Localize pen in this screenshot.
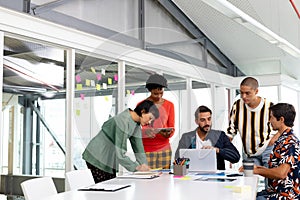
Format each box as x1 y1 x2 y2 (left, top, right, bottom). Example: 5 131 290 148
180 159 185 165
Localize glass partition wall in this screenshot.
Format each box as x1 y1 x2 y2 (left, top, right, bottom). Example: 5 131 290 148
72 53 118 170
0 35 195 178
2 35 300 181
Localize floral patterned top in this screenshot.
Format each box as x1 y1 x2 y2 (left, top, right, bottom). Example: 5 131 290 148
267 129 300 200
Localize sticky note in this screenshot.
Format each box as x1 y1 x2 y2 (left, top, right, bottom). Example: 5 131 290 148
101 68 105 75
108 78 112 85
224 185 252 193
86 79 91 86
80 93 85 100
76 84 83 90
96 74 102 80
103 83 107 89
91 67 96 73
114 74 118 81
104 96 109 101
96 84 101 91
76 109 80 116
75 75 81 83
90 80 95 87
131 90 135 95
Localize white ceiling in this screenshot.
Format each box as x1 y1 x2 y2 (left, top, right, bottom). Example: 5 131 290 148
173 0 300 81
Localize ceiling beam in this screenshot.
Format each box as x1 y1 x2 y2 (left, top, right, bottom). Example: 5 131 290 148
156 0 240 76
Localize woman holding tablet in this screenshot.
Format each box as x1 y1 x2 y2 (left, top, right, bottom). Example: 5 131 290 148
139 73 175 169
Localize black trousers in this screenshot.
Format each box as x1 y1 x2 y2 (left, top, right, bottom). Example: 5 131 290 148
86 162 116 183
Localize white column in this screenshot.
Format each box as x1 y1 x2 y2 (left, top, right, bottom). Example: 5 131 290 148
277 85 282 102
117 60 126 175
210 83 216 128
186 78 192 131
65 49 75 190
0 31 4 187
117 61 126 113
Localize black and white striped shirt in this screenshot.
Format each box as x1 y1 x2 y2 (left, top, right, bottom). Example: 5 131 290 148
227 97 274 156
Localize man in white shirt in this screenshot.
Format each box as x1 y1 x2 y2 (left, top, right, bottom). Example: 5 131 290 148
175 105 240 170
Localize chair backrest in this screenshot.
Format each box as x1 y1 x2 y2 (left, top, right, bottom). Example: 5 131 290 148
21 177 57 200
65 169 95 190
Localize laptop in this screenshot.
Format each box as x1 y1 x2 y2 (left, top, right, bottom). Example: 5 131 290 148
179 149 217 173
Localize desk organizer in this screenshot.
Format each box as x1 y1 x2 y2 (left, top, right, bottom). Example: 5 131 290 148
173 165 187 176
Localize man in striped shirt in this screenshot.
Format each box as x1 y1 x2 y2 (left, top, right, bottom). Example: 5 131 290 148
227 77 274 187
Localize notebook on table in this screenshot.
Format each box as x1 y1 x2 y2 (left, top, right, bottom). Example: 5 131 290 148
179 149 217 173
78 183 131 192
117 171 162 179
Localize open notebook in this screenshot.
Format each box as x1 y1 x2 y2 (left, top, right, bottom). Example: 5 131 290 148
179 149 217 173
78 183 131 192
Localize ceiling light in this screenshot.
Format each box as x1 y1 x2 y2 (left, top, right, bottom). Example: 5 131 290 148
201 0 300 58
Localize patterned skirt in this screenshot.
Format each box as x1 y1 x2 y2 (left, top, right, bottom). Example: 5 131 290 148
145 149 172 169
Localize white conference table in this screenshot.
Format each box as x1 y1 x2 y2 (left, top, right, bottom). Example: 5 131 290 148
42 172 258 200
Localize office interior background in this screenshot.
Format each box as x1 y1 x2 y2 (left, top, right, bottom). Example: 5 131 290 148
1 0 300 197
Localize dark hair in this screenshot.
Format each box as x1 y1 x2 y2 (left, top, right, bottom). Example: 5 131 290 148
145 74 168 91
269 103 296 127
240 77 259 90
194 105 212 120
134 100 159 119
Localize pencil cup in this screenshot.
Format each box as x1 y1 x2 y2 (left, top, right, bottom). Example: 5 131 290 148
173 165 187 176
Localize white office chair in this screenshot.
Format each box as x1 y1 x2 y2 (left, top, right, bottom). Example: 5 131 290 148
65 169 95 190
20 177 57 200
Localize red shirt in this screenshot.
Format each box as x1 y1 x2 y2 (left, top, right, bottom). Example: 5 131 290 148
141 99 175 152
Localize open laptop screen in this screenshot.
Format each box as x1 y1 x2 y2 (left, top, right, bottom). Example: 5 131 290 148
179 149 217 172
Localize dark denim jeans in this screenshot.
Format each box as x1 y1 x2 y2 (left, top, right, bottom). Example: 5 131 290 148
243 145 273 190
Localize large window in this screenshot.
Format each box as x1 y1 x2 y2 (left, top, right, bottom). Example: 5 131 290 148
2 36 66 176
280 86 299 136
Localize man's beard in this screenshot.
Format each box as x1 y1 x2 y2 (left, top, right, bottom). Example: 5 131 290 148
199 125 210 133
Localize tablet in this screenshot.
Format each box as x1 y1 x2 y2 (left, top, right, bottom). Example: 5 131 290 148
194 177 236 182
155 127 174 132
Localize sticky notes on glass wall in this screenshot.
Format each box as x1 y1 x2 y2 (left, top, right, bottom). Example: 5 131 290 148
126 90 135 95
